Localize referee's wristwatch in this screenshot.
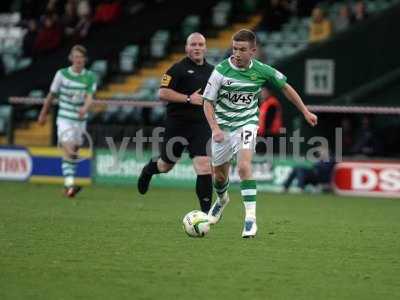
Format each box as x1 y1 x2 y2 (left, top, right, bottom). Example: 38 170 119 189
186 95 191 104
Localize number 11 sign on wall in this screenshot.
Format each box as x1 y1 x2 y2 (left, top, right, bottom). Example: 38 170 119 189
305 59 335 96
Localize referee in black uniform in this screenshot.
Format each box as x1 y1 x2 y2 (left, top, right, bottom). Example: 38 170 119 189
137 32 214 213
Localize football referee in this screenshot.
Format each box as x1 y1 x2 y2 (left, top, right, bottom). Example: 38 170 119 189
137 32 214 213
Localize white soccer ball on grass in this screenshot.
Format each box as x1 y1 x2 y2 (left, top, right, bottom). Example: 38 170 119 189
182 210 210 237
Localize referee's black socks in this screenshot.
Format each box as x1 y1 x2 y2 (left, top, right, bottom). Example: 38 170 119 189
144 159 161 175
196 174 213 213
143 160 212 213
138 158 161 195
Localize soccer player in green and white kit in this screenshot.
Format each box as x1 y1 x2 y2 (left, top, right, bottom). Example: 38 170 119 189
203 29 317 237
38 45 97 197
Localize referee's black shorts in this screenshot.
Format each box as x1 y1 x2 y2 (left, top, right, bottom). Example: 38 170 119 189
159 119 211 164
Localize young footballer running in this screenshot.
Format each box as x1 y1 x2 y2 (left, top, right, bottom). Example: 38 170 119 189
38 45 97 197
203 29 317 237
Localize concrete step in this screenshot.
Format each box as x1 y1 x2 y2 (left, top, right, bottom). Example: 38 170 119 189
14 134 51 146
0 135 7 145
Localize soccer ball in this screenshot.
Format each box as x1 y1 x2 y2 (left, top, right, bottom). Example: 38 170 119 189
182 210 210 238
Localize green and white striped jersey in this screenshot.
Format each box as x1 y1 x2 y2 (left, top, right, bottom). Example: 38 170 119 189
50 67 97 123
203 57 287 131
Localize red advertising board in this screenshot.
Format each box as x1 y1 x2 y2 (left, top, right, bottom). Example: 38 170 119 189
333 162 400 198
0 147 32 181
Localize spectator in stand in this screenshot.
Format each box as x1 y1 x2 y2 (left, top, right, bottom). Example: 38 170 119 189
340 116 354 155
23 19 38 57
62 0 79 39
334 4 352 32
352 0 368 22
62 0 90 42
45 0 63 17
33 13 63 55
283 147 336 192
260 0 291 32
77 0 91 18
74 0 92 40
256 87 282 153
93 0 122 24
258 88 282 137
350 115 382 156
309 6 332 43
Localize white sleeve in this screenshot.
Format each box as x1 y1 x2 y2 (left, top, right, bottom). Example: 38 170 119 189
203 69 223 102
50 71 63 94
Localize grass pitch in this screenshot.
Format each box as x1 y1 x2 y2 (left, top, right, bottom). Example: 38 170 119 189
0 182 399 300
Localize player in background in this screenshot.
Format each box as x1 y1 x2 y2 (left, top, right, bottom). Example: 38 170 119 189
203 29 317 237
38 45 97 197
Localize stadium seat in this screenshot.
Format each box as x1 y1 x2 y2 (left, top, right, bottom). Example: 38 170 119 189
263 44 285 65
150 30 170 58
206 48 225 66
0 27 6 39
282 18 300 33
284 31 303 44
131 107 144 123
182 15 200 39
119 45 139 73
29 90 44 98
255 31 268 46
9 13 21 26
269 32 283 43
131 88 155 101
0 13 21 26
8 27 25 39
296 28 309 40
14 57 32 72
299 17 311 28
91 60 108 75
281 45 298 57
149 105 166 123
0 105 11 135
241 0 258 14
23 108 39 121
0 25 28 73
117 105 136 123
142 77 159 90
102 105 122 123
91 59 108 86
2 53 17 74
0 118 5 134
212 1 232 27
366 1 378 13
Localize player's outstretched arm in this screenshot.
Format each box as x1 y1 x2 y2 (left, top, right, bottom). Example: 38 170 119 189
203 100 224 142
38 92 56 125
282 83 318 127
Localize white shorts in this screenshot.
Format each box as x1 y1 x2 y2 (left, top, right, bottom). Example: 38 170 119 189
57 119 86 146
211 124 258 166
